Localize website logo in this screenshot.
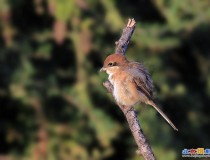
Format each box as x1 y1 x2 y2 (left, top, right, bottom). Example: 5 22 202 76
182 148 210 158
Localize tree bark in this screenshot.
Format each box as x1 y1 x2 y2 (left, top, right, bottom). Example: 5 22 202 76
103 19 155 160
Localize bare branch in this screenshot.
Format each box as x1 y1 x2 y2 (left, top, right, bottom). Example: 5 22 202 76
115 18 136 55
102 19 155 160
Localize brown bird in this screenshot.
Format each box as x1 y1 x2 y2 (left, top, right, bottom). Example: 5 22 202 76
100 53 178 131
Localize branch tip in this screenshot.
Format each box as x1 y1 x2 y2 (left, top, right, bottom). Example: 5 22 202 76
127 18 136 28
115 18 136 54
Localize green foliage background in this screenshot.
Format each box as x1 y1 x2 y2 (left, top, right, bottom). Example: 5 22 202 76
0 0 210 159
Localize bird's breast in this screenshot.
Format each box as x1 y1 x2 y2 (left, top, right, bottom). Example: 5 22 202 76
109 73 139 106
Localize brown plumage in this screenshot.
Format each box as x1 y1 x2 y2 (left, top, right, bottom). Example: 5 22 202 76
101 54 178 131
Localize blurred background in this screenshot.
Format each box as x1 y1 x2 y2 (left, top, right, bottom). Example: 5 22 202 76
0 0 210 160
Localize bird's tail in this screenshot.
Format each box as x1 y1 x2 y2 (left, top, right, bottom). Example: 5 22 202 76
147 100 178 131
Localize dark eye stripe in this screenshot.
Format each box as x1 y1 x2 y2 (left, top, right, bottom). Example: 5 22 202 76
108 62 117 67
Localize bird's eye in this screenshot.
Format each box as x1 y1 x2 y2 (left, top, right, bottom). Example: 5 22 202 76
108 62 113 66
108 62 117 67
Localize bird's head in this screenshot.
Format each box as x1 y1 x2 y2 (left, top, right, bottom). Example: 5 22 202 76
100 54 128 75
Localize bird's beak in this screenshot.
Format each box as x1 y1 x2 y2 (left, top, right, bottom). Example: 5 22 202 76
100 67 106 72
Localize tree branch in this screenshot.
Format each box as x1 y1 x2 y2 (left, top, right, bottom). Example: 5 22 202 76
115 18 136 55
103 19 155 160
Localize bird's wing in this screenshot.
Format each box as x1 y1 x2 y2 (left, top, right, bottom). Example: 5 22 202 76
125 62 153 100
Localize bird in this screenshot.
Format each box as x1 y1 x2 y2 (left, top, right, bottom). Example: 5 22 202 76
100 53 178 131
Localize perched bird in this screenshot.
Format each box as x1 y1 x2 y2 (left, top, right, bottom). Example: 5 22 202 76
100 53 178 131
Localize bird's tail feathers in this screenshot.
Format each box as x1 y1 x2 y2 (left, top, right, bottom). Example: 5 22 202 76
147 100 178 131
